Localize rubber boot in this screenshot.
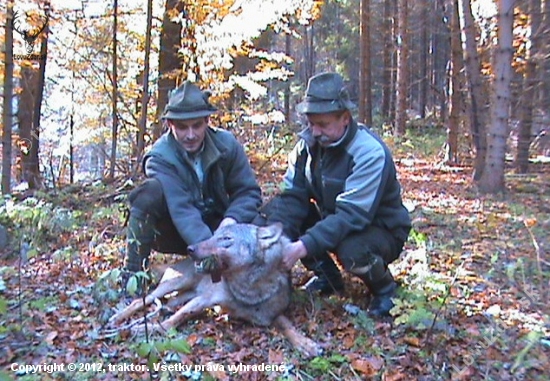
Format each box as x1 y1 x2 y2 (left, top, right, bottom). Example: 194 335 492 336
301 255 345 295
355 256 398 317
122 215 155 297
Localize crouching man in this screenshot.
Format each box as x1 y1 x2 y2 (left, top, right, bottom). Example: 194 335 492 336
264 72 411 317
122 80 261 292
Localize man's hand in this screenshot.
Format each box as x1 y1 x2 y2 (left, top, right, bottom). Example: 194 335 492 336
218 217 237 230
282 240 308 270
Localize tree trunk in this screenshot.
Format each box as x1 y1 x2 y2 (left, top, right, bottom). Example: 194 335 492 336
154 0 184 140
381 0 393 121
477 0 514 193
303 24 316 82
109 0 118 181
135 0 154 172
28 13 49 189
418 0 429 119
446 0 463 164
284 33 291 124
540 0 550 112
359 0 372 125
2 0 14 195
514 0 541 173
18 66 38 188
459 0 488 180
395 0 409 136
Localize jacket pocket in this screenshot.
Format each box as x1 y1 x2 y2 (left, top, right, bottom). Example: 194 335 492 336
321 176 345 213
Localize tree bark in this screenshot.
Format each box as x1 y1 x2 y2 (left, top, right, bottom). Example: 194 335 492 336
2 0 14 195
446 0 463 164
284 33 291 124
477 0 514 193
135 0 154 172
458 0 488 180
109 0 118 181
514 0 541 173
395 0 409 136
154 0 183 140
381 0 393 122
359 0 372 125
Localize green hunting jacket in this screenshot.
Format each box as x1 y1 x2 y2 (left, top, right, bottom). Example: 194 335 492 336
142 127 262 245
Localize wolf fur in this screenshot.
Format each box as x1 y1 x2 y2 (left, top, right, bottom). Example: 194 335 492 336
108 223 321 357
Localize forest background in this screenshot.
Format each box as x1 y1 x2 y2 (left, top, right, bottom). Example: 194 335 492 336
0 0 549 380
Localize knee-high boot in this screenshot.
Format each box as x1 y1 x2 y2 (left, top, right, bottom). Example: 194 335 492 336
353 255 398 317
122 214 155 295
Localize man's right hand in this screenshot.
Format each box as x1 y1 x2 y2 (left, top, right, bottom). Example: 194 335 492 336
282 240 308 271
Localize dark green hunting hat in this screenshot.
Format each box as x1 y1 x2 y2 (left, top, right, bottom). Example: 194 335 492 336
162 81 217 120
296 72 355 114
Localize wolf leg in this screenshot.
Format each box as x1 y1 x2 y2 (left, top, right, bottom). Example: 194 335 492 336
273 315 322 358
156 295 215 331
109 272 195 325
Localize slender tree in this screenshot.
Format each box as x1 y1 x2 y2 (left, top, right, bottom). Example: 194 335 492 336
459 0 488 180
2 0 15 194
154 0 184 140
284 33 292 123
381 0 393 121
445 0 463 164
135 0 154 170
541 0 550 112
477 0 514 193
514 0 542 173
359 0 372 125
395 0 409 135
109 0 118 180
418 0 429 118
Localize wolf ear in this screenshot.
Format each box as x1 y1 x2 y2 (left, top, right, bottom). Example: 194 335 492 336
257 223 283 249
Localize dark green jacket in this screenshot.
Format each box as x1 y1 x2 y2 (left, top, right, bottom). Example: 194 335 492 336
143 127 261 245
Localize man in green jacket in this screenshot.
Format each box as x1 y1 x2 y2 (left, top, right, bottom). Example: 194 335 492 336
263 72 411 317
123 81 262 290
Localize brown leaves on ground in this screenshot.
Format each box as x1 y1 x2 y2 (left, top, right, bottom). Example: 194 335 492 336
0 157 549 380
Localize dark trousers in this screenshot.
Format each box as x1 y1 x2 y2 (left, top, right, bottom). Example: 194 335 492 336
127 178 218 256
260 198 405 275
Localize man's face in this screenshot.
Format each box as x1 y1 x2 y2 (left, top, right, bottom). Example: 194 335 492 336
306 111 350 147
167 117 208 153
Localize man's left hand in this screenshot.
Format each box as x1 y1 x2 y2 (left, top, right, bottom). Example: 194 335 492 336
282 240 308 270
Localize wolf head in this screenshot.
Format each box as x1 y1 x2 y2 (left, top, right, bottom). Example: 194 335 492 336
187 223 286 281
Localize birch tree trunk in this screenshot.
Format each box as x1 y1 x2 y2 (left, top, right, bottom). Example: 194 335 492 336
477 0 514 193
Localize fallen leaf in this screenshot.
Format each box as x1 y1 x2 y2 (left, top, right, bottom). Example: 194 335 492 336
45 331 58 345
352 356 383 375
403 336 421 347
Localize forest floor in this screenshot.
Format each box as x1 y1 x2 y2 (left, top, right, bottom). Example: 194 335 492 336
0 128 549 380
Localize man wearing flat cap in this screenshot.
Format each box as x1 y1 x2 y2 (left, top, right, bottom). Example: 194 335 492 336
122 81 261 291
263 72 411 317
